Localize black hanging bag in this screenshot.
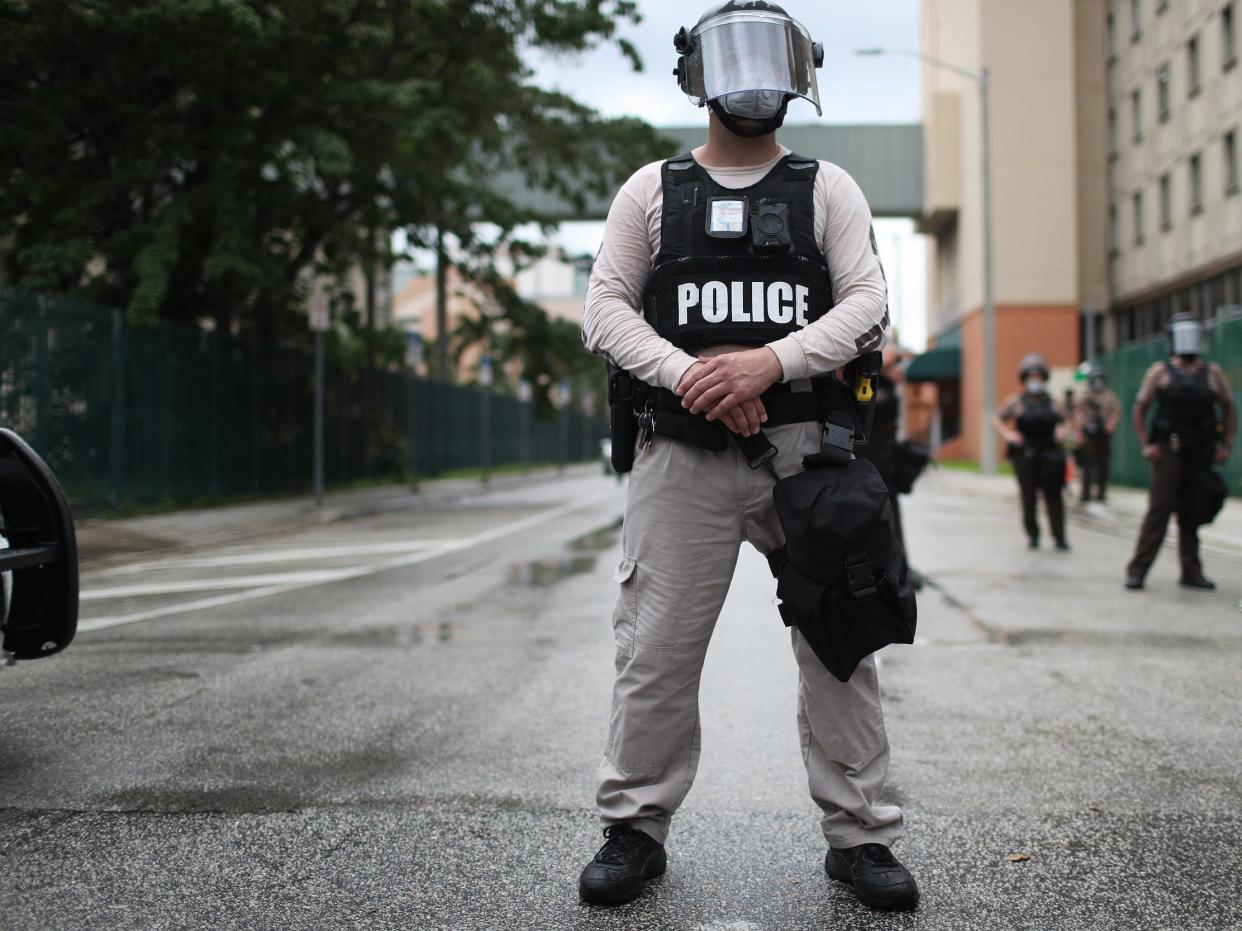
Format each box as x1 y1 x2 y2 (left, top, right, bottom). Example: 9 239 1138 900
764 367 917 683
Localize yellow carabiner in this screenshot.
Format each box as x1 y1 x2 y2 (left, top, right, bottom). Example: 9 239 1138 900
855 375 874 404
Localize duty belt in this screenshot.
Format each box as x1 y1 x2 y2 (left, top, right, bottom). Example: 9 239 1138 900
646 381 835 472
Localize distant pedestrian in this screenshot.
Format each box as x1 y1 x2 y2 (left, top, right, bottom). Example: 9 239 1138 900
1074 365 1120 502
1125 314 1235 591
993 353 1070 550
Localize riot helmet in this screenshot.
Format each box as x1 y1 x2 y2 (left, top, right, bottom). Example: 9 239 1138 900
1167 313 1205 357
1085 363 1107 390
1018 353 1050 394
1018 353 1050 381
674 2 824 137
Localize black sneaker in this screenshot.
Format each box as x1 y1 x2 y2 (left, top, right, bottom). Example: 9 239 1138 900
1055 539 1070 552
1179 574 1217 591
579 824 666 906
1124 574 1145 590
825 843 919 911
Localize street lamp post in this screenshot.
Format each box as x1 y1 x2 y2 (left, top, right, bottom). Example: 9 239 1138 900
856 48 998 474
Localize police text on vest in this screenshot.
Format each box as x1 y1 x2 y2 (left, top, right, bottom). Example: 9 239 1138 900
676 281 810 327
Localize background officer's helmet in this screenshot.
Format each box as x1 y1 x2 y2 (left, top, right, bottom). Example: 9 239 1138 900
1017 352 1051 381
1167 313 1206 357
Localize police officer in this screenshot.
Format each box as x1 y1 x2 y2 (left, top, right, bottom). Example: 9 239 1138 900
992 353 1070 550
1125 314 1235 590
578 1 917 912
1074 365 1120 502
859 345 910 558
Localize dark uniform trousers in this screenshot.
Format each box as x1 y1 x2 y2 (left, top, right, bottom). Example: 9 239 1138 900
860 439 906 561
1012 451 1066 544
1080 433 1111 500
1126 445 1207 578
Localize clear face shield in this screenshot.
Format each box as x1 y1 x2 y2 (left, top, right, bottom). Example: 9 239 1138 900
676 11 823 116
1169 318 1205 356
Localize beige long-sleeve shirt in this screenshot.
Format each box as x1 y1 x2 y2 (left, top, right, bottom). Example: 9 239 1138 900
581 145 890 392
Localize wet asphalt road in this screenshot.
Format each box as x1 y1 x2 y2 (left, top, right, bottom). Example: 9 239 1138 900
2 468 1241 930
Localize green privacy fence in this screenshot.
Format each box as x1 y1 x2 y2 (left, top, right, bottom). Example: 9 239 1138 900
1097 313 1242 494
0 289 605 513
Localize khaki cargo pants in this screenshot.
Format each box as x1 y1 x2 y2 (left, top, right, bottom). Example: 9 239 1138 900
597 419 903 849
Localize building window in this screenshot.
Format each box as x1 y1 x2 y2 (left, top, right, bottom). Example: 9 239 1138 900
1160 173 1173 229
1110 204 1120 253
1133 190 1145 244
1226 131 1240 194
1225 4 1238 69
1132 0 1142 39
1108 12 1117 59
1109 107 1119 156
1190 153 1204 213
1132 88 1143 142
1157 64 1170 121
1189 35 1202 95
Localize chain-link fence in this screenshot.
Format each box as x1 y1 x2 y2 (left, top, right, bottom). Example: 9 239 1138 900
1097 313 1242 494
0 289 606 513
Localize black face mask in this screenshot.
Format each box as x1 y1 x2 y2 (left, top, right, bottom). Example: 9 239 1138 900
708 96 789 138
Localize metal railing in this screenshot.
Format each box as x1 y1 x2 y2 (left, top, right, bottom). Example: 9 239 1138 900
0 289 605 512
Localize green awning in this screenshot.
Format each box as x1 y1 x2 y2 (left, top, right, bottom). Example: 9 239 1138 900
906 346 961 382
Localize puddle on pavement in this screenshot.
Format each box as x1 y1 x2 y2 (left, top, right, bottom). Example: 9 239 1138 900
999 628 1212 649
567 518 623 553
507 518 622 587
328 621 453 648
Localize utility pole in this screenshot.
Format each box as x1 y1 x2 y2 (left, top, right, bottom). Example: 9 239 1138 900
857 47 999 473
309 280 330 507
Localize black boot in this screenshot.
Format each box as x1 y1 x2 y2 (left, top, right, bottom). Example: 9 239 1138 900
579 824 666 906
1124 573 1145 590
1179 574 1216 590
825 843 919 911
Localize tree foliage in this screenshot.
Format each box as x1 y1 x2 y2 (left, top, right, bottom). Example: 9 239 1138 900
0 0 667 358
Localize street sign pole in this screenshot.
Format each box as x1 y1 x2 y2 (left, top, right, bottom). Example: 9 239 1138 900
479 355 493 485
309 281 330 507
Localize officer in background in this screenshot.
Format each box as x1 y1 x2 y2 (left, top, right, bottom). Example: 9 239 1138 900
992 353 1070 550
1125 314 1235 590
859 344 910 557
578 1 918 912
1074 365 1120 502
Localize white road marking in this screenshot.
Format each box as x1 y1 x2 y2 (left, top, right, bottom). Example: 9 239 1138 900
81 569 365 601
78 491 614 633
92 539 460 576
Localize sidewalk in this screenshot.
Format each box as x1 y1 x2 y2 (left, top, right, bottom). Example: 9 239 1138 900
927 465 1242 559
74 464 600 568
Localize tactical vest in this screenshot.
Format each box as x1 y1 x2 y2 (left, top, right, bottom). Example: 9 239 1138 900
1082 394 1104 428
642 152 834 352
1152 362 1218 448
1015 393 1060 445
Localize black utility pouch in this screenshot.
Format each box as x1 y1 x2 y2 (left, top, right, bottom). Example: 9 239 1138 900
607 365 641 474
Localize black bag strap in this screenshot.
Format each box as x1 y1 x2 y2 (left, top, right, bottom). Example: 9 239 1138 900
843 533 878 601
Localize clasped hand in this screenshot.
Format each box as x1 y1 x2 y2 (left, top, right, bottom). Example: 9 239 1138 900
675 347 784 437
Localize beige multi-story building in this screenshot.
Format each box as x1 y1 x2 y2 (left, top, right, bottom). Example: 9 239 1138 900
916 0 1241 462
919 0 1085 461
1104 0 1242 344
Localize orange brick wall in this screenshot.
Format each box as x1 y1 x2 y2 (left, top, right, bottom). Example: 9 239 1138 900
960 305 1081 462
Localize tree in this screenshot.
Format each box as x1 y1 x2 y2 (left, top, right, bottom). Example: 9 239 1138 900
0 0 667 350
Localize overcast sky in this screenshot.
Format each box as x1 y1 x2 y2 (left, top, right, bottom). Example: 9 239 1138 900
528 0 923 126
525 0 929 350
